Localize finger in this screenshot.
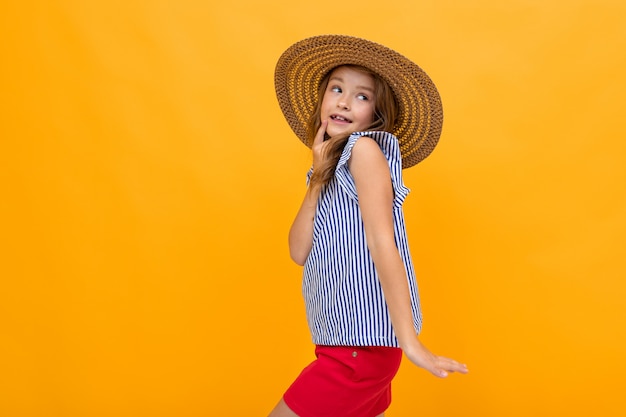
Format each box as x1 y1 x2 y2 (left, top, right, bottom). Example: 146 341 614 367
438 357 469 374
313 120 328 147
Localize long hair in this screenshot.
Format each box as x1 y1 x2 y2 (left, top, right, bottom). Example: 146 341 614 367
307 65 399 190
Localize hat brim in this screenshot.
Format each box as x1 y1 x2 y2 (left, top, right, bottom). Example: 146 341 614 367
274 34 443 168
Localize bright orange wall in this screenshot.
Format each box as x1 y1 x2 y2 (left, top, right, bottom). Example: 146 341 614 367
1 1 625 416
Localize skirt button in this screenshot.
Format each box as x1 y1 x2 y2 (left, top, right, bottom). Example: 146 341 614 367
352 351 358 358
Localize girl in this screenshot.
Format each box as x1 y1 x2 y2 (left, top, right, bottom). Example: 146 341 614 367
270 35 468 417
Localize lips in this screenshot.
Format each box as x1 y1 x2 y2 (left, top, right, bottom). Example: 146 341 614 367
330 114 352 123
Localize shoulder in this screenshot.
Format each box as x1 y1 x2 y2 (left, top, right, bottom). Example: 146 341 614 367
350 135 387 165
348 135 391 179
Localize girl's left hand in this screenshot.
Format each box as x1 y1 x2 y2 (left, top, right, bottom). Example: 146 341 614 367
403 338 469 378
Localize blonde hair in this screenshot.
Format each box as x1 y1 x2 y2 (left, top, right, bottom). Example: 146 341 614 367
307 65 398 189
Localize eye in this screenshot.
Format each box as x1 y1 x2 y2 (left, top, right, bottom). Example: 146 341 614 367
330 86 342 93
357 93 369 101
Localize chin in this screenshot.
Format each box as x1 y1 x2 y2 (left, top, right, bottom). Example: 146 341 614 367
327 128 352 137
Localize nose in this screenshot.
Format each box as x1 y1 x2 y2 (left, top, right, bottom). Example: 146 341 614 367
337 97 350 110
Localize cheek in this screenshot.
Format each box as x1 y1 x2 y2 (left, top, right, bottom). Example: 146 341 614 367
321 90 334 105
319 95 332 114
360 105 376 123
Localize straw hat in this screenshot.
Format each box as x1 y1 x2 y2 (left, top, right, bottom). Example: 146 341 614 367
274 34 443 168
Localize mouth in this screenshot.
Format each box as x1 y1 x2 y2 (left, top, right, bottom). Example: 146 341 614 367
330 114 352 123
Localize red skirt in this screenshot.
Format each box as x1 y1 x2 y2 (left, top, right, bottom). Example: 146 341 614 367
283 345 403 417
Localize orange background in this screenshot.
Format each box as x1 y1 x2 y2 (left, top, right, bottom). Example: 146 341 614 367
1 0 625 416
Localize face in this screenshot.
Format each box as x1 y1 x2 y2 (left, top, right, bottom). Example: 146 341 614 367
320 66 376 138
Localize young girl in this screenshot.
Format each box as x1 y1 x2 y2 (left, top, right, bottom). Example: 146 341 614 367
270 35 468 417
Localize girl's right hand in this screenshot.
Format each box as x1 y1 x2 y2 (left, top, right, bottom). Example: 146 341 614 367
311 120 328 170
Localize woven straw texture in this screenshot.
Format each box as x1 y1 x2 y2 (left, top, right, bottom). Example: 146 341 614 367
274 35 443 168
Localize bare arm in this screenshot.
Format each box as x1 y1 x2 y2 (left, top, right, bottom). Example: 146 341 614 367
288 121 328 266
288 186 320 265
349 137 468 378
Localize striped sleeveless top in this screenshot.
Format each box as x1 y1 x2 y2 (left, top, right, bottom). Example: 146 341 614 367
303 131 422 348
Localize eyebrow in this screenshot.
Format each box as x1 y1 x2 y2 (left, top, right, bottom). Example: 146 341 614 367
329 76 375 93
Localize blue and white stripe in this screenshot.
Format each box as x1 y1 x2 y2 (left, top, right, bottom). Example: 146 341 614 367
302 131 422 348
